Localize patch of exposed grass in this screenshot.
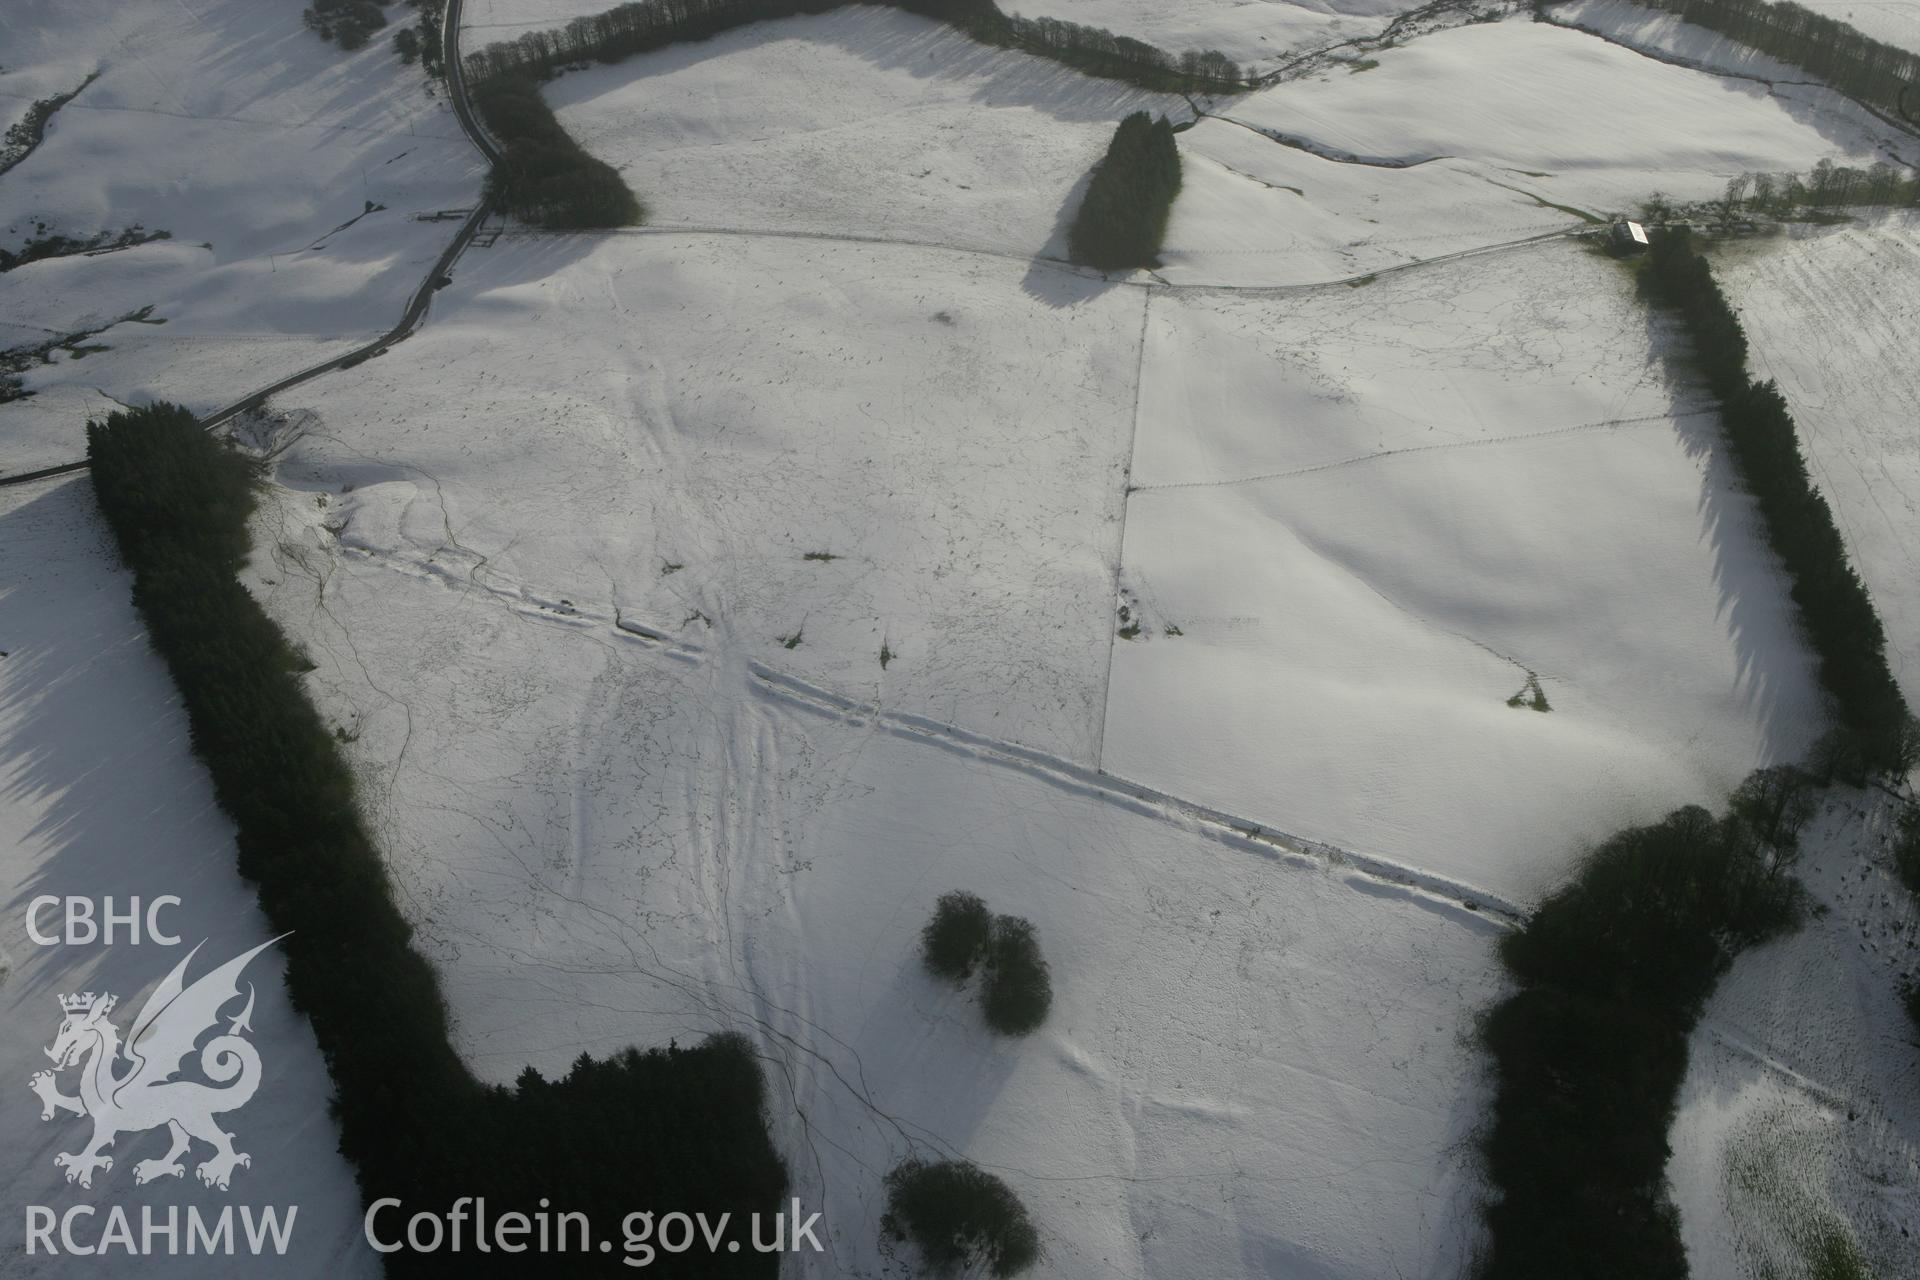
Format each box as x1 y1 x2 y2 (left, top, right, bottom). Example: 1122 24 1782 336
1506 672 1551 712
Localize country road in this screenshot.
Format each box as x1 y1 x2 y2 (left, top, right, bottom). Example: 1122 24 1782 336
0 0 500 488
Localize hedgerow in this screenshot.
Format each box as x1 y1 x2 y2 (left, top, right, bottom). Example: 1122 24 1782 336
1640 229 1916 775
87 404 784 1275
462 0 1244 96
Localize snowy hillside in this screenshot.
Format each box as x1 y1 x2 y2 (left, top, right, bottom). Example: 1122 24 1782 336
0 0 484 474
4 0 1918 1274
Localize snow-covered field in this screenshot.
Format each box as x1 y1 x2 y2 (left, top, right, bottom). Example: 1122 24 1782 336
9 0 1919 1271
1002 0 1425 71
1717 215 1920 708
545 6 1185 259
0 477 370 1276
0 0 484 474
247 465 1511 1278
539 8 1911 289
1106 239 1825 901
1670 791 1920 1280
256 231 1143 759
1161 118 1581 286
465 0 1432 74
1221 16 1916 214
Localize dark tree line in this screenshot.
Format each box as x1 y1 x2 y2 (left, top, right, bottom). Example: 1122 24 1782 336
1641 230 1916 776
0 73 97 179
1066 111 1181 271
86 404 785 1276
1625 0 1920 117
412 0 447 76
473 76 644 228
1477 797 1805 1279
1713 159 1920 219
460 0 1243 95
303 0 389 50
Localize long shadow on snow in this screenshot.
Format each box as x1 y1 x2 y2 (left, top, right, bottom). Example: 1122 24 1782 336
0 478 349 1196
1641 290 1823 764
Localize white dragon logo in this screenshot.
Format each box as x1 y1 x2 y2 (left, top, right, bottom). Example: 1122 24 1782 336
28 937 281 1191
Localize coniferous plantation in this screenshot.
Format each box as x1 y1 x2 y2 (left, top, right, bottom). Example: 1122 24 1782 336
85 404 785 1276
460 0 1244 95
1640 230 1917 775
472 76 644 229
1476 799 1805 1279
1066 112 1182 270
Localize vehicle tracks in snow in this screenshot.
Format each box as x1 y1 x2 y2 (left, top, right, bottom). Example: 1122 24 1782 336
301 525 1527 927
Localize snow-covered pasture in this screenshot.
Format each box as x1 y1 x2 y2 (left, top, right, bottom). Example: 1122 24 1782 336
1717 215 1920 708
534 8 1911 289
0 477 370 1276
1219 16 1916 214
256 230 1142 760
0 0 484 475
249 471 1512 1279
1670 792 1920 1280
1104 239 1828 902
999 0 1428 72
544 6 1186 258
1161 117 1583 286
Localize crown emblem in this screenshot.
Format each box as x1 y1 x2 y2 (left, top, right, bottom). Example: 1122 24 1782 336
58 992 114 1016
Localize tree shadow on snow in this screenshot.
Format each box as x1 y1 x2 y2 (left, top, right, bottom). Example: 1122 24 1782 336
1020 164 1134 308
1641 299 1823 765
